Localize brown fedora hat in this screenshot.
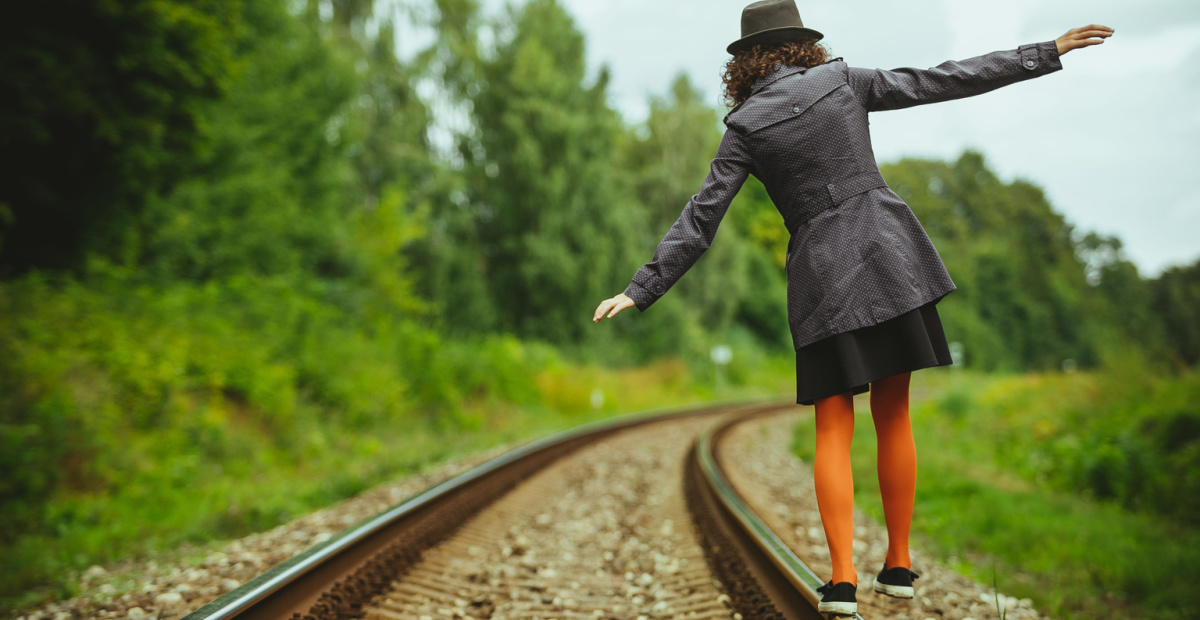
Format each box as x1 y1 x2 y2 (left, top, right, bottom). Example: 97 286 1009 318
727 0 823 55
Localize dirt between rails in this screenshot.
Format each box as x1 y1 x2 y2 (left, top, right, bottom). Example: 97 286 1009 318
718 409 1053 620
355 414 738 619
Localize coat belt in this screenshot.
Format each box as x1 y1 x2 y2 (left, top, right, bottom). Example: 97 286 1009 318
784 169 891 253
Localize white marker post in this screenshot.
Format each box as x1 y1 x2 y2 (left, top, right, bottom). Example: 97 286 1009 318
711 344 732 397
949 341 964 372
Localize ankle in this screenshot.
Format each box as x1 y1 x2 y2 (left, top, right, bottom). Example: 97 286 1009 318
885 554 910 570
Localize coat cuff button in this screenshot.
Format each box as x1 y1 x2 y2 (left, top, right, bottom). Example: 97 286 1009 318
792 106 800 113
1025 59 1035 67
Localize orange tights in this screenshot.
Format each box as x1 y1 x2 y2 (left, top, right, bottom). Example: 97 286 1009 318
812 371 916 587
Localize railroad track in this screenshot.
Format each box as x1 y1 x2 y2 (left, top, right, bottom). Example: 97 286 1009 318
182 397 868 620
686 407 865 620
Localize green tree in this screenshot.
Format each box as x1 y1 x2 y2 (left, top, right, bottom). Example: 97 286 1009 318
320 0 438 209
0 0 243 275
882 151 1103 371
455 0 638 346
133 0 359 281
1151 259 1200 368
398 0 501 338
1077 231 1171 368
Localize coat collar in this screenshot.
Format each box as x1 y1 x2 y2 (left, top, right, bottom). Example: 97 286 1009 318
726 58 841 124
750 61 808 96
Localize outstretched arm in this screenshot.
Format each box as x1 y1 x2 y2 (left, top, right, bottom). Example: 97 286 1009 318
593 125 754 322
846 26 1112 112
847 40 1062 112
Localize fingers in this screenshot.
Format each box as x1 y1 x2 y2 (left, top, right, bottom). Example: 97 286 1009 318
593 296 633 322
1070 24 1114 35
1063 25 1114 42
605 298 632 319
593 299 615 322
1058 25 1113 55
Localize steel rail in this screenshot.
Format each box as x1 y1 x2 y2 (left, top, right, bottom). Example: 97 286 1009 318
182 394 790 620
693 408 867 620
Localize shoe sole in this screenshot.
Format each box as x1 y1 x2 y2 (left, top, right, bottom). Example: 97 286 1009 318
873 580 914 598
817 601 857 616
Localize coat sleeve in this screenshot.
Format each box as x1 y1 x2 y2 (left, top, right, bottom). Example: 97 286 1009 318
846 40 1063 112
622 125 754 312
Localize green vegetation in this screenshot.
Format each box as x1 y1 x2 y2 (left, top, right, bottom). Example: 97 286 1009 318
791 365 1200 619
1 0 244 272
0 265 791 609
2 0 1196 615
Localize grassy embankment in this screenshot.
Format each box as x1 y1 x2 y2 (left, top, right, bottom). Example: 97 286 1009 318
0 272 795 613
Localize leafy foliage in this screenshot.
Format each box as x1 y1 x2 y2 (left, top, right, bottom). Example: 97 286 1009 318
880 150 1183 372
1151 260 1200 367
136 0 361 282
458 0 637 345
0 0 244 273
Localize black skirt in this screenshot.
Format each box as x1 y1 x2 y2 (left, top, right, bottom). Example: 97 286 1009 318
795 301 953 406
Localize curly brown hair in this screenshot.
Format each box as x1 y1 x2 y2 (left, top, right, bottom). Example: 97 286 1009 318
721 39 833 108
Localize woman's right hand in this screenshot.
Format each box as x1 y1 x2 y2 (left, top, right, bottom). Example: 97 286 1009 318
593 293 635 323
1056 24 1113 56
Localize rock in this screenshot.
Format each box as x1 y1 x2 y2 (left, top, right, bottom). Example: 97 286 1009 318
154 591 183 605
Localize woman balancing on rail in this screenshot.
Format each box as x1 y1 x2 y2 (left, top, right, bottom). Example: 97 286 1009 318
593 1 1112 616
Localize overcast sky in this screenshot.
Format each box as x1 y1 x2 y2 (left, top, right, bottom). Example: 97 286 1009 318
403 0 1200 278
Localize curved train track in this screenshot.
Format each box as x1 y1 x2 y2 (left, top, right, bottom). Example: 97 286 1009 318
182 397 865 620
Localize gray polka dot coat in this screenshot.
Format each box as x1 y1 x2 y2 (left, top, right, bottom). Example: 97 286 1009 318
622 40 1063 350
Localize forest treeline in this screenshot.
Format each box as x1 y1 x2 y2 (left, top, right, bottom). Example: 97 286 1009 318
2 0 1196 365
1 0 1197 608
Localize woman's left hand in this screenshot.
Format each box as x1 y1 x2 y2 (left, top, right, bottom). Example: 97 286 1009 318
593 293 635 323
1055 24 1113 56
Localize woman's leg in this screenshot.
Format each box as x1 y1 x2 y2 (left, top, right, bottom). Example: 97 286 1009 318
870 371 916 569
813 390 857 586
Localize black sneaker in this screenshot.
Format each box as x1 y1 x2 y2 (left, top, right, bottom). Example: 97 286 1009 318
816 580 857 617
872 562 920 599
